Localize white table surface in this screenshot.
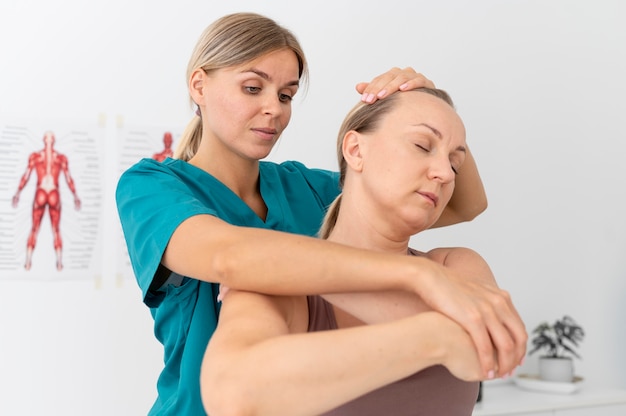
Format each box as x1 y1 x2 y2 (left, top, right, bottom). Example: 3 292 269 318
473 379 626 415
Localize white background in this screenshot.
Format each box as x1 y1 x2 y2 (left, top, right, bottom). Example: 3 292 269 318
0 0 624 414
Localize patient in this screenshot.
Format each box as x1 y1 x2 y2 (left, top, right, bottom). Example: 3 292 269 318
201 87 524 416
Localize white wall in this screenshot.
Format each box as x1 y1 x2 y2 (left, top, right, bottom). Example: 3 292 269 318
0 0 624 414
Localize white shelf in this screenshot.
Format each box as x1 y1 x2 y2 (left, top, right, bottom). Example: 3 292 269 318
473 380 626 416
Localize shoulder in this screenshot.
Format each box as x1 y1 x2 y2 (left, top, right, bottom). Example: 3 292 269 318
264 160 336 179
262 160 340 197
425 246 486 266
117 158 187 194
116 157 218 219
120 157 174 177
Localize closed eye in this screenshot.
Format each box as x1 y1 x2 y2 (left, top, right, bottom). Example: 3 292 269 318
415 144 430 152
450 148 466 176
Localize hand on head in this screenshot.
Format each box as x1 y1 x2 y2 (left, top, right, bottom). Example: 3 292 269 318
356 67 435 103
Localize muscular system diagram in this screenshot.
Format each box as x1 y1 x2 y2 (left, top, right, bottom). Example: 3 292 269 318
12 131 81 271
152 131 173 162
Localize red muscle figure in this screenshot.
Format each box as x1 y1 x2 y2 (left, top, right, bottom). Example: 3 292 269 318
152 131 173 162
12 131 81 271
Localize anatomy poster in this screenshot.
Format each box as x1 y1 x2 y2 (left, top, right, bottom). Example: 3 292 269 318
116 124 182 281
0 122 104 280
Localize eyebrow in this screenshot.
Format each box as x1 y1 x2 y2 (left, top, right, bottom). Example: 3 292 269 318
243 68 300 88
416 123 466 153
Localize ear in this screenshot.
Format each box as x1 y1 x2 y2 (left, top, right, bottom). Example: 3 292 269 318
342 130 365 173
189 69 207 106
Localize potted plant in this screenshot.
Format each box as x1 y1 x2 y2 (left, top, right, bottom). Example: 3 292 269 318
528 315 585 382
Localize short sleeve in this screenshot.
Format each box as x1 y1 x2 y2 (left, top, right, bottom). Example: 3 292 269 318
115 159 215 304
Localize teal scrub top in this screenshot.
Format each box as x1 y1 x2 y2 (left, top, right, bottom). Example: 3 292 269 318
116 157 340 415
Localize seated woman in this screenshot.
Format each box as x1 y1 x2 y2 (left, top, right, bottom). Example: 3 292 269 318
201 87 525 416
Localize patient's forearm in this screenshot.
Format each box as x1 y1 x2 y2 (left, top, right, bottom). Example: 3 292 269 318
322 290 431 324
203 313 456 416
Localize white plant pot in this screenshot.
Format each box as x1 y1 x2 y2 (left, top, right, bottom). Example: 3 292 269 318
539 357 574 382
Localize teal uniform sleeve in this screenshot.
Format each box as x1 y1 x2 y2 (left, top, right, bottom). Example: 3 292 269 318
116 159 215 305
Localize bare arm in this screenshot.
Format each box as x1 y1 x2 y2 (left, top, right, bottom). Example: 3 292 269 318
431 147 487 227
323 246 527 378
164 215 438 296
201 290 481 416
322 248 495 323
164 215 524 378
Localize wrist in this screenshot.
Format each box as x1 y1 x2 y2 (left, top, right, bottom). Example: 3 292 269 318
405 255 438 299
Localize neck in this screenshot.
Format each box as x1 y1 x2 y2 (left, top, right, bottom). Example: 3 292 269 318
190 145 259 192
327 205 411 256
189 146 266 220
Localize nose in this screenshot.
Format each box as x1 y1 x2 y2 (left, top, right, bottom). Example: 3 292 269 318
262 92 284 117
429 154 456 184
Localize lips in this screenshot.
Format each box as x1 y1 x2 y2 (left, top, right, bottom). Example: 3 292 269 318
252 127 278 140
418 191 439 206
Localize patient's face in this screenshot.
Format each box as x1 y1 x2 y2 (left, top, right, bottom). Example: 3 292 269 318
359 91 466 235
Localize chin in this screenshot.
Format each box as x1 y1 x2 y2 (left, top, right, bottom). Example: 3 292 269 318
405 221 430 235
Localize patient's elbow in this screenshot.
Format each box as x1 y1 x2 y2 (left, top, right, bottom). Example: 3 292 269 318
201 361 254 416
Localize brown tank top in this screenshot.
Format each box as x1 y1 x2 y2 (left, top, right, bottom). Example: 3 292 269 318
307 295 479 416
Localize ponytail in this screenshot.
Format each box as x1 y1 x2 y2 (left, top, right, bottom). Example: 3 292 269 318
318 194 342 240
174 115 203 161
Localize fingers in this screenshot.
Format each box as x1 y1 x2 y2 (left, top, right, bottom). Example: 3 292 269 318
467 289 527 379
355 67 435 104
492 292 528 377
461 310 498 379
487 290 527 378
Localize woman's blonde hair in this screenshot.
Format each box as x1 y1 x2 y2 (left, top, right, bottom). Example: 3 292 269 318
318 88 454 239
174 12 309 161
